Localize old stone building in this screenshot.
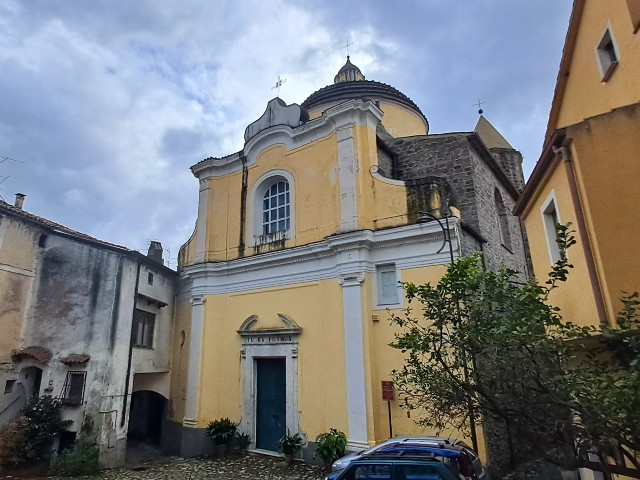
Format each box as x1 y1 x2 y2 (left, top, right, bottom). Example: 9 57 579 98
170 56 528 466
0 196 176 467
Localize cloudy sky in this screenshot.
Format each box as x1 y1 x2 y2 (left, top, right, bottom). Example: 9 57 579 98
0 0 573 268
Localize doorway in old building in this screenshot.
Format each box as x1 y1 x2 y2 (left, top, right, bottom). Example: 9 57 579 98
255 358 286 452
127 390 166 447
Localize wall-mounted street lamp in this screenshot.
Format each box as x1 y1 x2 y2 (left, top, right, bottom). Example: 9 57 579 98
418 211 455 265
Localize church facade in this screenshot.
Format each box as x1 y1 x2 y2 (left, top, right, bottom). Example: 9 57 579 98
169 58 528 462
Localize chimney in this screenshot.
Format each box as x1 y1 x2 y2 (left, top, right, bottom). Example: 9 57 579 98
147 241 164 264
14 193 25 209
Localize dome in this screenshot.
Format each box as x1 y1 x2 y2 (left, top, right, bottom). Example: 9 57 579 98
302 80 426 124
302 57 428 135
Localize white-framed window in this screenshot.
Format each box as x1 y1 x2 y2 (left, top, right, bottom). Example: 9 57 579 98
596 27 619 81
541 192 562 265
250 170 295 245
377 264 400 306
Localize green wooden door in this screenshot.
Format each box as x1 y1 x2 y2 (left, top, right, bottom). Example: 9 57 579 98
255 358 286 451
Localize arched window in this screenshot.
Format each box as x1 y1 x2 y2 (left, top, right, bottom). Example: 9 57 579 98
262 181 290 235
494 188 512 250
250 170 295 245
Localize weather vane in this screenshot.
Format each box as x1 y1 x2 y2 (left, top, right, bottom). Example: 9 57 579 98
271 76 287 98
475 99 486 115
343 39 353 57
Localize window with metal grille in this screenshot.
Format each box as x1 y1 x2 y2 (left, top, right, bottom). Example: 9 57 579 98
132 309 155 348
61 371 86 406
262 181 290 235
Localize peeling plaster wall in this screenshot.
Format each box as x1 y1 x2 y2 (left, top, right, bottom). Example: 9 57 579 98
23 234 138 466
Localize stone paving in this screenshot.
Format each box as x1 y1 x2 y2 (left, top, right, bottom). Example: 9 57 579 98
46 454 327 480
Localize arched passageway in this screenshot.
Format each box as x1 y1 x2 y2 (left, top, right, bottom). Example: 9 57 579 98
127 390 167 446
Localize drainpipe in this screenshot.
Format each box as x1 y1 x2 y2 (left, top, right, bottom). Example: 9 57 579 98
552 145 608 326
121 260 141 427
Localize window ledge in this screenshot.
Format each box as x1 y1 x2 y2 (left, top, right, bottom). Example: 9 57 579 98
374 302 403 311
601 60 618 82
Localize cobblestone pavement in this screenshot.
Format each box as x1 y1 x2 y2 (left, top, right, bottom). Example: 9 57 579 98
47 454 327 480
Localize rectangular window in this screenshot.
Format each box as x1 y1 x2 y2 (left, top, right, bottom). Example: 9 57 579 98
147 272 154 285
377 264 399 306
596 28 619 81
4 379 16 394
132 310 156 348
61 371 86 406
541 195 561 265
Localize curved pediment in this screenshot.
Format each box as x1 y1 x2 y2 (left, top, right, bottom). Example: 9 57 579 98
237 313 302 338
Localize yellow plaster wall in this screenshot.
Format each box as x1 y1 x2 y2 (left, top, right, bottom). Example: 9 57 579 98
566 104 640 321
555 0 640 130
202 136 341 263
353 124 411 231
196 279 349 437
168 300 192 423
0 216 38 364
521 158 600 327
0 216 38 270
184 122 413 266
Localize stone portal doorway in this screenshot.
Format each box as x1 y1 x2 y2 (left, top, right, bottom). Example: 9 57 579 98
255 358 286 451
237 313 302 453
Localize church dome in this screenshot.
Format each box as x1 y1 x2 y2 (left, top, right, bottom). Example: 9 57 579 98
302 57 428 135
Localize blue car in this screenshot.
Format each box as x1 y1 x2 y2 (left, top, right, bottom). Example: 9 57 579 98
329 438 486 480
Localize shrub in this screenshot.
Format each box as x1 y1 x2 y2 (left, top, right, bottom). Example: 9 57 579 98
277 430 304 454
51 444 99 476
205 417 237 446
313 429 347 466
235 431 252 450
7 396 71 466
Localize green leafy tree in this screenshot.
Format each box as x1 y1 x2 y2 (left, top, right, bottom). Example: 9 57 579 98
390 224 640 478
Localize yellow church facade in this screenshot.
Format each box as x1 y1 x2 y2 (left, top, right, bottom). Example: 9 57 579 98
515 0 640 328
170 59 527 462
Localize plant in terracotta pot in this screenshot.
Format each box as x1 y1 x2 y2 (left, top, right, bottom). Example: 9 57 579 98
205 417 237 457
235 431 252 456
313 428 347 471
277 430 304 464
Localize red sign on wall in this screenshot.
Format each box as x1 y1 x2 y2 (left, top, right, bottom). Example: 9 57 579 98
381 381 395 401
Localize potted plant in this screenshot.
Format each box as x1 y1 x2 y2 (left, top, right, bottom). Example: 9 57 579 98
235 431 251 456
205 418 237 457
313 428 347 471
277 430 304 464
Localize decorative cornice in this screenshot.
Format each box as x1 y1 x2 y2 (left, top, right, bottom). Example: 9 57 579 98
190 100 383 179
177 221 460 300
